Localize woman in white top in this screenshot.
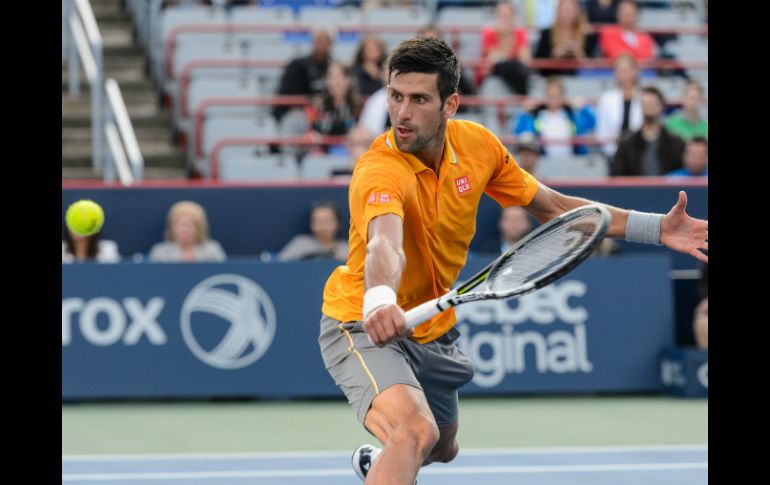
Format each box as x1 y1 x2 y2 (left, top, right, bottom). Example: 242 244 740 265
62 227 120 263
595 53 643 157
149 201 226 262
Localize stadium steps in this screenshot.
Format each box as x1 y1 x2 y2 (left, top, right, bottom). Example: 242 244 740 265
62 0 187 180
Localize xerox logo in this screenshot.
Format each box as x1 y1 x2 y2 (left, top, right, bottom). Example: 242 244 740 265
180 274 276 370
455 280 593 387
61 297 167 347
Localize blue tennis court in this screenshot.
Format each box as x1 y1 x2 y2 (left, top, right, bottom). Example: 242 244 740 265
62 445 707 484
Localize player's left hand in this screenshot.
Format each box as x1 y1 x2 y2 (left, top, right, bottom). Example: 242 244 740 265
660 191 708 263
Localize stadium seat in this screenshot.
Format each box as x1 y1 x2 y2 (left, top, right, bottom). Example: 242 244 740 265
300 153 352 180
297 6 364 29
203 116 279 158
219 151 300 181
537 153 609 179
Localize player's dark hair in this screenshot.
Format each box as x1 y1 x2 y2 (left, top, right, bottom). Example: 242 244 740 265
388 36 460 106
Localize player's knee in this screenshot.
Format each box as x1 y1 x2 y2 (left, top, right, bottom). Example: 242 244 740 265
388 416 440 458
430 439 459 463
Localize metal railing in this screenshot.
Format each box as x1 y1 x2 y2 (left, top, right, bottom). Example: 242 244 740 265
105 79 144 183
64 0 102 173
63 0 144 185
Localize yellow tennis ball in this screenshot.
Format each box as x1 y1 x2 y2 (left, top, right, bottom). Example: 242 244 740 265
65 200 105 236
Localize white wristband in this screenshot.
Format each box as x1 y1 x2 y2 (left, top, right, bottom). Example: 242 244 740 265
363 285 397 320
626 210 664 245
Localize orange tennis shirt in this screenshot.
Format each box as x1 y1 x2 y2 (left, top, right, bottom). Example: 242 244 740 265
322 119 539 343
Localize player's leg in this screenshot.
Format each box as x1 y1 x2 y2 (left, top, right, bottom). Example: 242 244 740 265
424 419 460 465
319 315 434 484
362 384 440 484
404 326 475 466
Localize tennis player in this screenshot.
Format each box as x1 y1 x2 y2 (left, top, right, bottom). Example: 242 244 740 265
318 37 707 485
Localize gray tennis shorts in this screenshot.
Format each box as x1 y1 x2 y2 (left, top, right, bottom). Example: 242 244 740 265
318 314 475 428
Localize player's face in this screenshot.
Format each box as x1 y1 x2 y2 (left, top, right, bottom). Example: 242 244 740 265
387 71 457 156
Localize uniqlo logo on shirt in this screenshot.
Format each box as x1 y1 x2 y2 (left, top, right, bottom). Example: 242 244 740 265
454 175 472 195
368 192 377 204
379 193 391 203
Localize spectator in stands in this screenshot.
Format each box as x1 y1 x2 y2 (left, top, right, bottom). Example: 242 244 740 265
417 24 478 109
611 86 684 175
358 67 391 136
666 136 708 177
595 53 642 157
481 206 534 254
62 227 120 263
693 262 707 350
598 0 655 62
534 0 598 76
272 25 336 122
309 62 363 153
149 201 226 262
328 125 377 177
352 36 388 97
278 201 349 261
664 80 708 141
514 132 542 176
513 76 596 156
585 0 621 24
476 1 532 94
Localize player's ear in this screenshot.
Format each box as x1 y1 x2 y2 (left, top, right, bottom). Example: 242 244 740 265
442 93 460 119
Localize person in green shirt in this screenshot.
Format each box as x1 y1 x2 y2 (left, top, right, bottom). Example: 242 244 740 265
664 80 708 141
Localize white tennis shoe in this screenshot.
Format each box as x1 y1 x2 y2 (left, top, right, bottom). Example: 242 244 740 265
351 443 381 481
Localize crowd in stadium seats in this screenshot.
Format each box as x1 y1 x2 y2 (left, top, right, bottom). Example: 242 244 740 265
150 0 707 181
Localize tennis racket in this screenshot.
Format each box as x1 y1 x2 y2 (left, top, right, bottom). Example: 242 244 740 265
404 204 611 329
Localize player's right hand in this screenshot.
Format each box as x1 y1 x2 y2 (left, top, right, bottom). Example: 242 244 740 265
363 304 413 347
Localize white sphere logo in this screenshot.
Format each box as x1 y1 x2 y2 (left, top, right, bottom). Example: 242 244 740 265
181 274 276 369
697 362 708 388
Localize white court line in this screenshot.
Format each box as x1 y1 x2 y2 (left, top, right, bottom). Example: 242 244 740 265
61 444 708 462
61 462 708 481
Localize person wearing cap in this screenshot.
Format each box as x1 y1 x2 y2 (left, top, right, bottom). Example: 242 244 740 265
514 132 542 176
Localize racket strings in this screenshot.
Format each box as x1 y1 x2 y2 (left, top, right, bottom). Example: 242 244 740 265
487 213 603 291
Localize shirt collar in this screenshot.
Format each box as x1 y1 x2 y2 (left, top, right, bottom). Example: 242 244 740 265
384 127 458 174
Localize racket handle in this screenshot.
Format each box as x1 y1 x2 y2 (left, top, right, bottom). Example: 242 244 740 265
404 298 446 329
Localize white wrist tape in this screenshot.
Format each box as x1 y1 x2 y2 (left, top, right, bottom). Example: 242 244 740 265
363 285 397 320
626 210 664 245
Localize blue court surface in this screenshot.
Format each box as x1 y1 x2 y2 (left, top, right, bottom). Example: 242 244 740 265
62 445 707 484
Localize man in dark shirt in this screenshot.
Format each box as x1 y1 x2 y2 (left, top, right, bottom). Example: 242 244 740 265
611 86 685 176
272 26 335 122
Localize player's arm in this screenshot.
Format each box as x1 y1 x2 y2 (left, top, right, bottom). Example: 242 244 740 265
363 213 412 346
524 183 708 262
